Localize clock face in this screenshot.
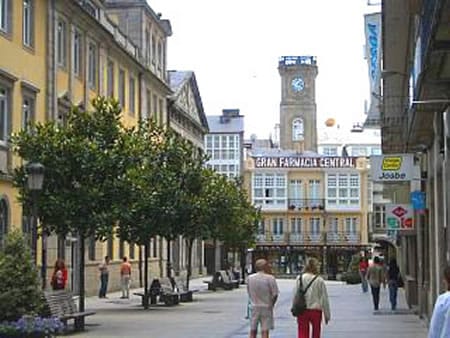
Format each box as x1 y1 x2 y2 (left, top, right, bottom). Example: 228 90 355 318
291 77 305 92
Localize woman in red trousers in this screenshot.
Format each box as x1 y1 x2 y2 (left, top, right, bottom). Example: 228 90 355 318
293 257 331 338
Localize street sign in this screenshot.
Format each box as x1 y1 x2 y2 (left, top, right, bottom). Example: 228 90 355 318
370 154 416 181
386 204 414 230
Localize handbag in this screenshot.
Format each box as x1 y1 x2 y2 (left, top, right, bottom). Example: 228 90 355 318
397 274 404 288
291 274 319 317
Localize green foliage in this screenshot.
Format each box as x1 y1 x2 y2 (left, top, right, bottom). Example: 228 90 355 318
0 231 44 321
342 254 362 284
11 97 128 239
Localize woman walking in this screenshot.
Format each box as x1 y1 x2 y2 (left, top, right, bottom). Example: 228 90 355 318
292 257 331 338
359 256 369 293
386 258 400 311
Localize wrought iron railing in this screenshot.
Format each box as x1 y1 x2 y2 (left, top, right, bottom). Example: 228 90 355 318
287 198 325 211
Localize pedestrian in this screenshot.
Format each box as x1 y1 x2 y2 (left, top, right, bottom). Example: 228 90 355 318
359 256 369 293
386 257 401 311
247 258 279 338
366 256 386 311
120 256 131 299
98 255 110 299
428 265 450 338
293 257 330 338
50 258 68 291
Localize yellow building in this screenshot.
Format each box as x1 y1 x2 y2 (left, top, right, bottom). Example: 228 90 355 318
0 0 48 245
243 152 370 277
0 0 184 295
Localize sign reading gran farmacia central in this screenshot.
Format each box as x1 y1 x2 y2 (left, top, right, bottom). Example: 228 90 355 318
254 156 357 169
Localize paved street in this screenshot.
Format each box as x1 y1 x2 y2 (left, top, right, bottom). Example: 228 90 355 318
71 278 429 338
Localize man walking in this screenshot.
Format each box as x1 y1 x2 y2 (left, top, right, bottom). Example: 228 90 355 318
366 256 386 311
247 259 279 338
120 256 131 299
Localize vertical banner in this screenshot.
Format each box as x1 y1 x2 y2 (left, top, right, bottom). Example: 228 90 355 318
364 13 382 126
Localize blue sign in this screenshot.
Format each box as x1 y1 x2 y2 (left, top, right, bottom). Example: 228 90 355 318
411 191 426 210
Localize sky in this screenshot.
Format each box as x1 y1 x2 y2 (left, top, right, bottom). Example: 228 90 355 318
148 0 380 139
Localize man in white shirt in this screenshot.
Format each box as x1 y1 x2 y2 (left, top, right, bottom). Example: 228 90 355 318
247 259 279 338
428 265 450 338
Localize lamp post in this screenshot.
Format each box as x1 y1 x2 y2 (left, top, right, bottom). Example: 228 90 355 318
26 162 45 286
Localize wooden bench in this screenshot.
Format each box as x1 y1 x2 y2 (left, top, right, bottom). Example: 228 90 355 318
174 277 200 302
44 290 96 331
222 270 240 289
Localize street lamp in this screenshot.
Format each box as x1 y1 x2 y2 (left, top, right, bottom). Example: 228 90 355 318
26 162 45 286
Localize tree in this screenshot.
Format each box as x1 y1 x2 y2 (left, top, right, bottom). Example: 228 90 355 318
0 231 44 321
12 97 130 328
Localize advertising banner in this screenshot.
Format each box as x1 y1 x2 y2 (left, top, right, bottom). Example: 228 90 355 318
386 204 414 230
364 13 382 127
370 154 415 181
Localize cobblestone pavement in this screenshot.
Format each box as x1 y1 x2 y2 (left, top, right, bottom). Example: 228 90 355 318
70 278 428 338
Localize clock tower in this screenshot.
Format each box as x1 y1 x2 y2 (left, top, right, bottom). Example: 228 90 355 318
278 56 318 152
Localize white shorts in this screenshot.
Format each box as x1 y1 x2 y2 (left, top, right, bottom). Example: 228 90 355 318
250 306 274 332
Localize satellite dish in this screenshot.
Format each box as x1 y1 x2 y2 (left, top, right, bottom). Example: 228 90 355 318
325 118 335 127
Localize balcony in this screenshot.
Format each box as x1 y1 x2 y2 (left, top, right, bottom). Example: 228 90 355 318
287 199 325 211
326 231 361 244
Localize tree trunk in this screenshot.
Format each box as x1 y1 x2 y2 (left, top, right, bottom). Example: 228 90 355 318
143 243 149 309
138 245 143 288
78 233 86 330
166 238 171 278
186 238 194 290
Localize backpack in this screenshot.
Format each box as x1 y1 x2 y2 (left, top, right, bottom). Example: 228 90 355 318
291 274 319 317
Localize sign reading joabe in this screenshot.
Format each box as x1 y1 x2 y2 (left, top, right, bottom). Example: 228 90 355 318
370 154 414 181
386 204 414 230
254 156 357 169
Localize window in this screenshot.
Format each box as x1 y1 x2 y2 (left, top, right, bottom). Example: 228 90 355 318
145 29 151 65
119 240 124 259
252 173 286 206
292 118 304 141
272 218 284 235
322 146 338 156
107 236 114 260
0 0 11 33
152 94 157 121
22 0 33 47
308 179 320 201
151 37 156 65
327 173 360 207
345 217 358 234
0 198 8 249
291 218 302 233
0 87 9 145
118 69 125 107
257 219 265 235
22 94 34 131
373 205 386 229
351 146 367 156
57 20 67 67
152 237 157 257
129 76 135 115
107 60 114 98
371 147 382 155
79 0 98 18
146 89 151 119
88 42 97 89
88 236 96 261
73 29 82 77
157 41 162 68
310 218 321 234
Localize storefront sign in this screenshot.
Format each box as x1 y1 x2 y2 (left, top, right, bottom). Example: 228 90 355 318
254 156 357 169
370 154 415 181
386 204 414 230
